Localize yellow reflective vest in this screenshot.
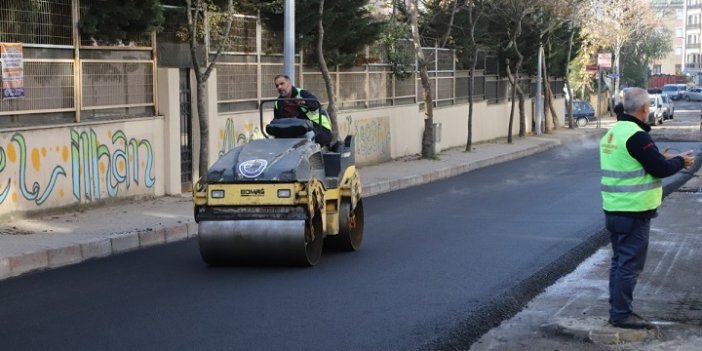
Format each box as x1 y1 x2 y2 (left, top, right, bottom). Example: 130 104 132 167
274 89 332 131
600 121 662 212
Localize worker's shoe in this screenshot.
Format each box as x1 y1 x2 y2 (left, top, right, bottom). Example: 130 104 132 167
609 312 655 329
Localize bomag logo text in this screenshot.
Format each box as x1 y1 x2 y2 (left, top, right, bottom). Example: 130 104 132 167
241 188 265 197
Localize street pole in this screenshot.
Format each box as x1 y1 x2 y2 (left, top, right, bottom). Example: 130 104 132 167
284 0 295 85
597 67 602 129
535 45 543 135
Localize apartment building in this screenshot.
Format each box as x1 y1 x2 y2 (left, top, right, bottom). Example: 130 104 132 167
651 0 685 75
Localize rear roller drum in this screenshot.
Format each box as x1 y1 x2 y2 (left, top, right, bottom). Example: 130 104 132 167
327 198 364 251
304 210 324 266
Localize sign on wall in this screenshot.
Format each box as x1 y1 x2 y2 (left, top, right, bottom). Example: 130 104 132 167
1 43 24 99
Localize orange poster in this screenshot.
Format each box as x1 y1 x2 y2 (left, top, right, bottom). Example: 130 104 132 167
1 42 24 99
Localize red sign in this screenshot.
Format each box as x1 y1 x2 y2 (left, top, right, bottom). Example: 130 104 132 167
586 64 598 73
597 53 612 68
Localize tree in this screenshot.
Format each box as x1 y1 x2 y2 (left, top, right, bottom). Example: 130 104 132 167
620 27 672 88
78 0 164 45
316 0 340 141
582 0 657 105
257 0 386 67
254 0 386 135
409 0 435 158
464 0 490 152
183 0 237 181
491 0 539 142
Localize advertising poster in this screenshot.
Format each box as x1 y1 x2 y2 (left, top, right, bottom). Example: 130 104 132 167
1 42 24 99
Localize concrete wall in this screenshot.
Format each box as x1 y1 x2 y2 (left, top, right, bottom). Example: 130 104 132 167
0 118 164 217
210 94 565 166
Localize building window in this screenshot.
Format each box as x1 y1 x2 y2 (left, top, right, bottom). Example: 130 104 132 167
677 10 684 20
676 47 683 55
676 28 683 37
653 65 662 74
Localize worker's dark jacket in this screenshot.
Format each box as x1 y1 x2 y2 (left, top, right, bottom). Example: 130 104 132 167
604 114 685 219
273 86 322 121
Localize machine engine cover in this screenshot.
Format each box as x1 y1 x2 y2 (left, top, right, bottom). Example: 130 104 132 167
206 138 325 183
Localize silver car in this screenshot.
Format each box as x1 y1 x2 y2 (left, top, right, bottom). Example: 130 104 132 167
659 94 674 120
683 87 702 101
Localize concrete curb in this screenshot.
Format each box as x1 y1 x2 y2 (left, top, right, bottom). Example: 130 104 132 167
544 317 659 345
363 140 560 198
0 222 198 280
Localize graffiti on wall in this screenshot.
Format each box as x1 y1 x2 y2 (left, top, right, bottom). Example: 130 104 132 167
340 115 391 164
218 119 263 157
70 129 155 201
0 128 155 207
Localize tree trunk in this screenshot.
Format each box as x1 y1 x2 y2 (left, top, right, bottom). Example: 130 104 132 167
317 0 339 141
506 60 516 144
440 0 460 48
465 3 479 152
410 0 435 158
516 83 526 137
564 22 575 129
542 48 559 132
187 0 235 183
196 80 209 180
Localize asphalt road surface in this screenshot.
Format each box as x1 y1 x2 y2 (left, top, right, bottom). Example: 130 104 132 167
1 138 699 351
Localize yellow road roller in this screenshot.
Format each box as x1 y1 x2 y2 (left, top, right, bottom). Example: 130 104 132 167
193 100 364 266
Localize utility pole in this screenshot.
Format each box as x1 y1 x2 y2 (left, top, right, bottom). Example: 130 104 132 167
284 0 295 84
597 67 602 129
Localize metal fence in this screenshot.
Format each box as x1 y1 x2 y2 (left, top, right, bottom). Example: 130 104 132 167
0 1 563 127
0 0 156 127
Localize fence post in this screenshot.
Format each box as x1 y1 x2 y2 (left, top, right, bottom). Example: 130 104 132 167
335 65 340 107
152 31 159 115
434 45 438 106
365 46 370 108
298 48 304 88
72 0 81 122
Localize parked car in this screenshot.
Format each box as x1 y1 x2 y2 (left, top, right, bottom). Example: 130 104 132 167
662 84 686 101
659 94 674 120
683 87 702 101
565 99 597 127
648 94 664 125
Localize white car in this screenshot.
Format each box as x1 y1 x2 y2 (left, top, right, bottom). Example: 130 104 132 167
648 95 664 125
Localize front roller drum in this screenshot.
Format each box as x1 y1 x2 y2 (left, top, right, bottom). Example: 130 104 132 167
198 215 324 266
326 198 364 251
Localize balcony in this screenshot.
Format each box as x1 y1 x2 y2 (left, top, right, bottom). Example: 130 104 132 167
686 43 701 50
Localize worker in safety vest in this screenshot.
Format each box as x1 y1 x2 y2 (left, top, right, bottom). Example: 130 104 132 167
273 74 333 147
600 87 695 329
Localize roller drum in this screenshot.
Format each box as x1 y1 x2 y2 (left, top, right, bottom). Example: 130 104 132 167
198 220 319 266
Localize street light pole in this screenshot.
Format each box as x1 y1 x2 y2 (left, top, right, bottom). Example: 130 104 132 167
284 0 295 85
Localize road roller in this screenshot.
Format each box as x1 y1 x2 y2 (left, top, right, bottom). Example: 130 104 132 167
193 99 364 266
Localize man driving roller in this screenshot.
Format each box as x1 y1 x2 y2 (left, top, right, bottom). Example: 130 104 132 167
273 74 333 147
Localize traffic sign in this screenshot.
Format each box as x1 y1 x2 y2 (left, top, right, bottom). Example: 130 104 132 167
607 73 619 78
598 53 612 68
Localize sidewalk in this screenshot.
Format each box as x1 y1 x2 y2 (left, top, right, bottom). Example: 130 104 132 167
0 127 603 280
470 148 702 349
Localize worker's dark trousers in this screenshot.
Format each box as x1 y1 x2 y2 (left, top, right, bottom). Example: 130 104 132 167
605 214 651 322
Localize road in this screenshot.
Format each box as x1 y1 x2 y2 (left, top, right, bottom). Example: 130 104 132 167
0 123 699 351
